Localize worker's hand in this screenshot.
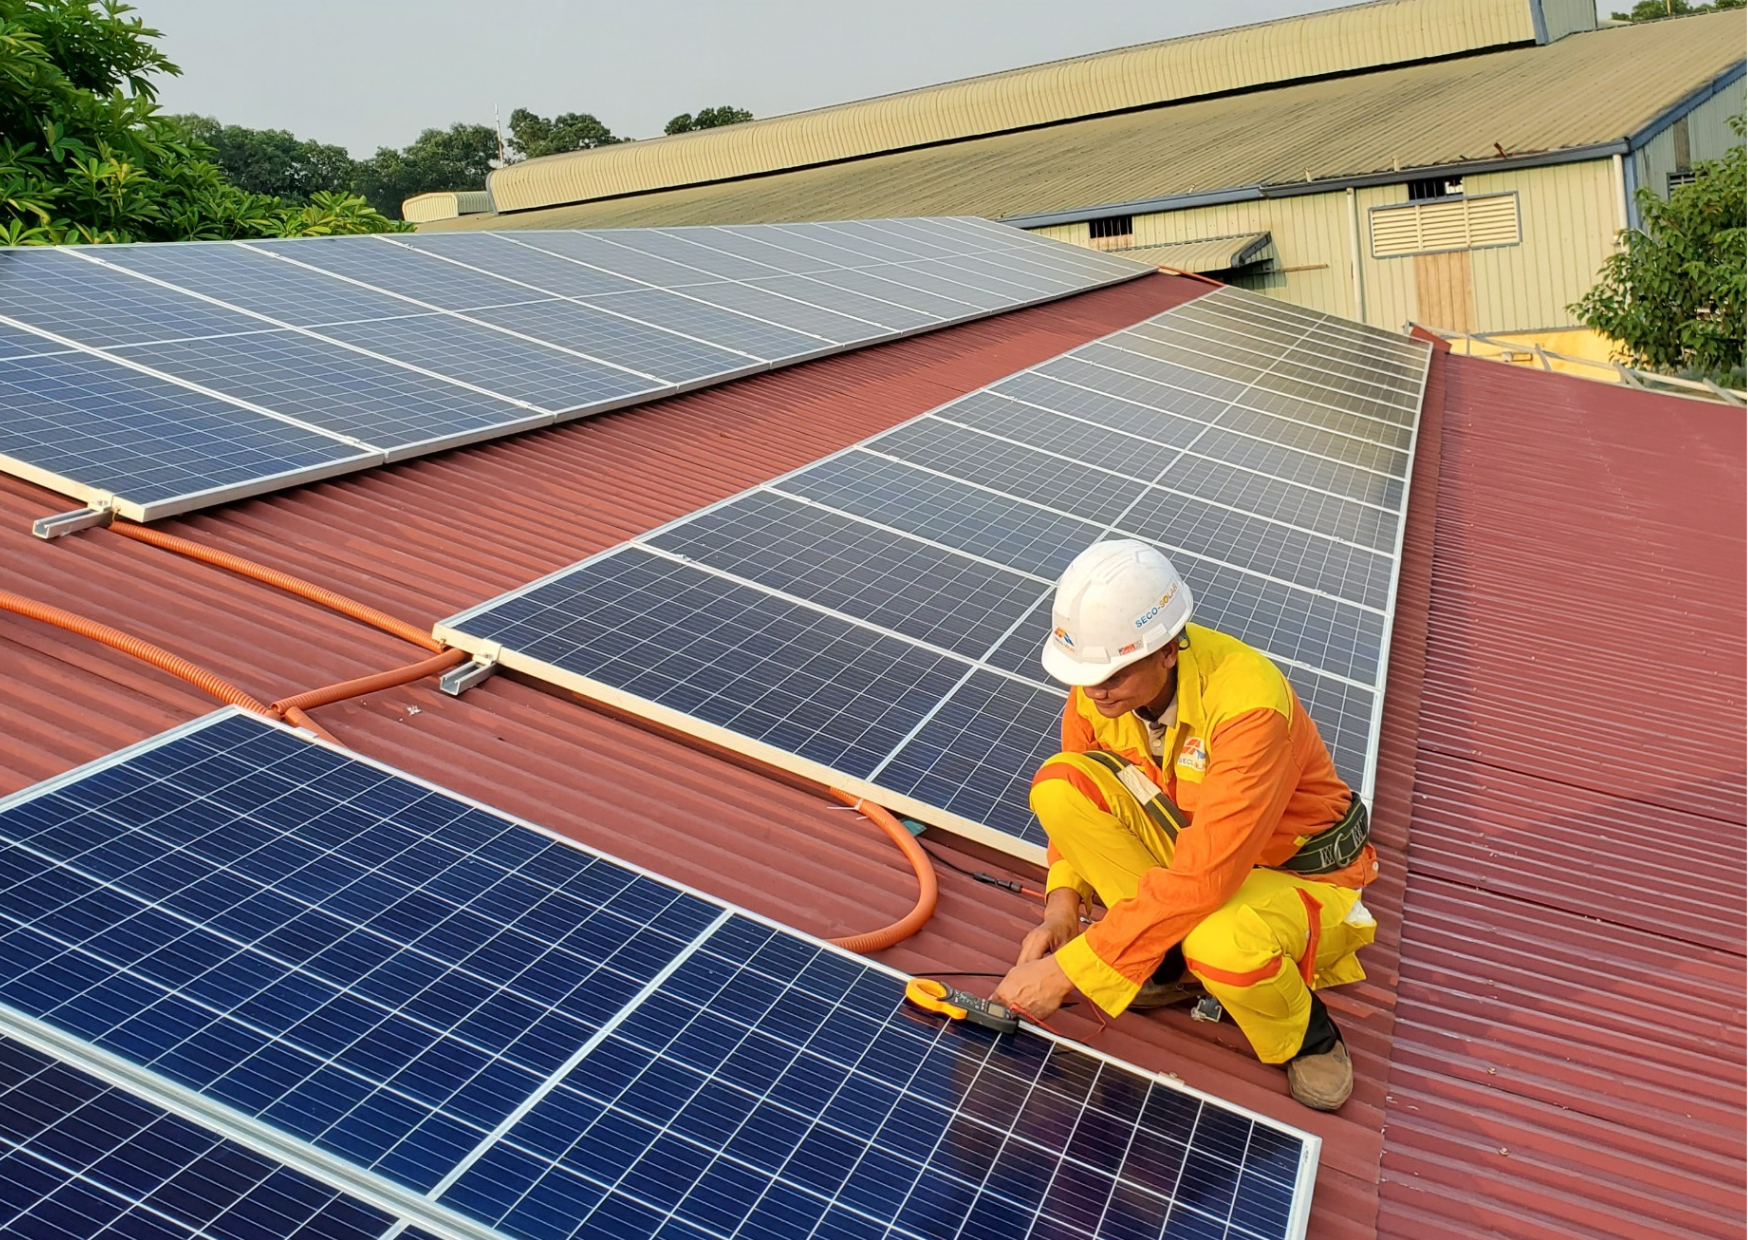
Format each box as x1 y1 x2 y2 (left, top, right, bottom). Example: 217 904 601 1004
1016 913 1079 964
1016 887 1083 964
993 955 1075 1023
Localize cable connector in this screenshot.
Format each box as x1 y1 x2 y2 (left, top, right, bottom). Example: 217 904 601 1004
974 872 1026 894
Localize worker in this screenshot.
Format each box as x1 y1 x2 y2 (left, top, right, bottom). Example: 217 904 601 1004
992 539 1378 1110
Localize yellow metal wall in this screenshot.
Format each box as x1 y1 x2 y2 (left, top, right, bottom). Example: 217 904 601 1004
1464 162 1618 331
489 0 1539 212
1034 160 1627 335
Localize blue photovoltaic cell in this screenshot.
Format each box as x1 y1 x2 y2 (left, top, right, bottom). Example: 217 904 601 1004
444 282 1425 844
465 300 757 385
0 1035 395 1240
0 711 720 1193
311 314 665 413
0 219 1144 521
111 330 538 450
747 274 941 331
869 419 1148 527
578 287 834 360
876 671 1067 846
0 249 269 348
0 351 371 510
93 242 424 329
454 546 969 778
0 710 1318 1240
249 237 544 313
775 451 1105 579
395 231 649 297
646 490 1047 660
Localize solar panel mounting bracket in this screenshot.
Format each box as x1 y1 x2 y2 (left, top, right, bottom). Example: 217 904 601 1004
439 650 500 696
31 500 115 541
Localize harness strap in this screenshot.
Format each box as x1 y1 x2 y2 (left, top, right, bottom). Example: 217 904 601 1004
1275 795 1371 875
1078 748 1369 875
1078 749 1186 842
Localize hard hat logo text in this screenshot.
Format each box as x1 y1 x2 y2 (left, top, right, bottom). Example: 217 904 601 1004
1132 586 1178 629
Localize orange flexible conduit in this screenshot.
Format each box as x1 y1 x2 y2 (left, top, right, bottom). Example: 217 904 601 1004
59 525 943 952
0 588 272 715
268 648 469 715
825 789 938 953
108 522 444 653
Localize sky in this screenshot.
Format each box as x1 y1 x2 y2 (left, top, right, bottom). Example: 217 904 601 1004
132 0 1441 157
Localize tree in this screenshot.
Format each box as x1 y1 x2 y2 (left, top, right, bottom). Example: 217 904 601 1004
1610 0 1740 20
352 122 498 217
167 114 355 204
663 105 753 136
1571 117 1745 383
0 0 404 243
506 108 620 160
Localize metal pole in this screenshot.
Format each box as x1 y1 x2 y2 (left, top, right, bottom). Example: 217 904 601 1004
1346 187 1367 324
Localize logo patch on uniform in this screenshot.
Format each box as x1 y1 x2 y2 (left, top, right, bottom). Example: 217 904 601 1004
1177 737 1208 773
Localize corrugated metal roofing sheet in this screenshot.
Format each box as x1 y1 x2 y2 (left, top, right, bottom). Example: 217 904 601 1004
1376 353 1747 1240
486 0 1540 212
430 15 1742 231
1113 233 1274 273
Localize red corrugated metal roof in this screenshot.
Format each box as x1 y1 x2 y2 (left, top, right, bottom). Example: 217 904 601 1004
1 268 1738 1240
1376 354 1747 1240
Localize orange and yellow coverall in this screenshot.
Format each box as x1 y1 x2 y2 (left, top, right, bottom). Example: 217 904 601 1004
1033 622 1379 1063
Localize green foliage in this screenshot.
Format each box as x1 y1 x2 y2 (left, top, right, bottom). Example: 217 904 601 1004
352 122 498 217
167 113 354 203
1571 116 1746 383
1610 0 1740 20
663 105 753 136
506 107 620 159
0 0 404 244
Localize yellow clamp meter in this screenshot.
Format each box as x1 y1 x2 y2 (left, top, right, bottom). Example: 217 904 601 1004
904 977 1020 1035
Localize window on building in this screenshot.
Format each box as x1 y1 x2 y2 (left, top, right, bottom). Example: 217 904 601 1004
1088 215 1134 240
1667 168 1699 192
1407 176 1464 201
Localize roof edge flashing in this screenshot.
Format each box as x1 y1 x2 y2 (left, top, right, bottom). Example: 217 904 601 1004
1001 142 1630 229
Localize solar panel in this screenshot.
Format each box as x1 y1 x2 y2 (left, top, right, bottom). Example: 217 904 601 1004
439 284 1429 857
0 219 1146 523
0 1033 398 1240
0 708 1321 1240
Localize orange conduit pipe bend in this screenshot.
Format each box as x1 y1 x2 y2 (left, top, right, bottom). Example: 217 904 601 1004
825 788 939 954
269 648 469 715
0 588 273 715
108 522 444 653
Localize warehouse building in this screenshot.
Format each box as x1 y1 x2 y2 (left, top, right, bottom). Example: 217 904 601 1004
423 0 1746 352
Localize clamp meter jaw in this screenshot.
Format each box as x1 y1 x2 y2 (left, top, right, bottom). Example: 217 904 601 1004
904 978 1021 1035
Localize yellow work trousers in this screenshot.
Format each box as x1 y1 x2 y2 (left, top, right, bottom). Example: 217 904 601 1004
1032 751 1376 1064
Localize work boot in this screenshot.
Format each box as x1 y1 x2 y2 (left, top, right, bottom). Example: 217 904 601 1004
1285 993 1352 1110
1286 1041 1353 1110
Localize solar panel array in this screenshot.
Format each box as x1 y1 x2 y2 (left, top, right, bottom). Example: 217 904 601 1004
0 708 1320 1240
0 218 1146 521
438 285 1429 855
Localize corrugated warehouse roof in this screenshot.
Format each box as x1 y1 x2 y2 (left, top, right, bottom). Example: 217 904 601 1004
428 14 1743 232
1376 353 1746 1240
485 0 1546 213
1 271 1741 1239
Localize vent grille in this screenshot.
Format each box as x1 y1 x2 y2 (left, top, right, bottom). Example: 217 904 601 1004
1370 194 1520 258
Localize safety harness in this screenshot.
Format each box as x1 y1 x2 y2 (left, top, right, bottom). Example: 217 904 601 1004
1076 748 1370 875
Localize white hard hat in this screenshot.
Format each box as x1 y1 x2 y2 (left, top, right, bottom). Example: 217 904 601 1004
1040 539 1193 687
